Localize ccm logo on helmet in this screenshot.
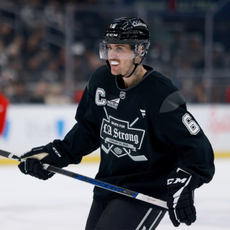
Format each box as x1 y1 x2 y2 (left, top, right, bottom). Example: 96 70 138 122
106 33 118 37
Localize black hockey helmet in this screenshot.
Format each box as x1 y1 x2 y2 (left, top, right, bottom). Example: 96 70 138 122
99 17 150 61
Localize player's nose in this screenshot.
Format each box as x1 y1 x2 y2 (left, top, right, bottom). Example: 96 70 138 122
108 49 118 59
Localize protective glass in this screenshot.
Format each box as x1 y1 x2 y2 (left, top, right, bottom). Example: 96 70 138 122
99 43 136 60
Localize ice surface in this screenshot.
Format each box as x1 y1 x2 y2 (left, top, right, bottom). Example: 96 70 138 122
0 158 229 230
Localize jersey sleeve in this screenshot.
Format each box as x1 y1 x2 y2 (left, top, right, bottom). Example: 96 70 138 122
52 81 101 165
156 91 215 186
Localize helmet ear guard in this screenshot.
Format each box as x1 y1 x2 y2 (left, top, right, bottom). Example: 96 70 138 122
136 44 145 57
134 42 150 60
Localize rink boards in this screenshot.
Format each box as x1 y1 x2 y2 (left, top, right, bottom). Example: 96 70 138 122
0 104 229 164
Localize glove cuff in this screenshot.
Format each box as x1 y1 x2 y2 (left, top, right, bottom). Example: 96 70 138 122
167 168 200 190
44 143 70 168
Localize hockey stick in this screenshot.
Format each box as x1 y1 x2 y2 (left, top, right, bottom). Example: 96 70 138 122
0 149 168 209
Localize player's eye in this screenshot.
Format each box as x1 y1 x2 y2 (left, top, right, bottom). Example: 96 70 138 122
115 47 123 52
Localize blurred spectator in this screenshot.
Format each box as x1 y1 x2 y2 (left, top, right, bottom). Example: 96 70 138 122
45 83 71 104
42 59 61 82
211 88 221 103
212 43 225 68
225 85 230 103
7 57 23 78
44 0 65 29
57 48 66 71
186 34 204 68
20 0 43 29
37 46 53 71
0 40 8 66
193 81 205 103
0 23 14 47
10 81 30 103
29 80 48 103
6 36 25 58
73 56 86 83
25 56 42 81
23 34 41 66
0 66 18 100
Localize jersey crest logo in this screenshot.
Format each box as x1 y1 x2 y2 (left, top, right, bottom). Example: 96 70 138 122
100 108 147 161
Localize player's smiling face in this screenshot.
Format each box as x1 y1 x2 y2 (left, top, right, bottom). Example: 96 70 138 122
108 44 135 78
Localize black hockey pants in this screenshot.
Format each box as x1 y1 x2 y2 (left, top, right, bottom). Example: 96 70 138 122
85 198 166 230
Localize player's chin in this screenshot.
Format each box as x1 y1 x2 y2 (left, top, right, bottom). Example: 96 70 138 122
110 69 118 76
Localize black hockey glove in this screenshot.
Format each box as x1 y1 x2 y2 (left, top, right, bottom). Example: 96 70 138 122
18 143 67 180
166 168 200 227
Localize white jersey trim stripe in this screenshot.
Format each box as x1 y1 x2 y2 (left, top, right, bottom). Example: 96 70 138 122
135 208 152 230
149 210 163 230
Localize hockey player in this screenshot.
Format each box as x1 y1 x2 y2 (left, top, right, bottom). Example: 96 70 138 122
18 17 215 229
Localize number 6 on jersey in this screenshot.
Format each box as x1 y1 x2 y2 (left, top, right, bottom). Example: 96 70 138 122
182 113 200 135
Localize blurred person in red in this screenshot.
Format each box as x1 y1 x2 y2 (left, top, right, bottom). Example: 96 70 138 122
0 77 9 135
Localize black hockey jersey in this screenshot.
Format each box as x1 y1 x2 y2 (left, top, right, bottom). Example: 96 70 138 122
54 65 215 208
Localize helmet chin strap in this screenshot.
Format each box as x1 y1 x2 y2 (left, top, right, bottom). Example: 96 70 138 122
124 62 139 78
124 54 144 78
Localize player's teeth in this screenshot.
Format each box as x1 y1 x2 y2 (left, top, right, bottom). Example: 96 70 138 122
111 61 119 65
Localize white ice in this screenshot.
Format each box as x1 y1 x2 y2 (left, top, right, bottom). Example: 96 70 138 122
0 158 229 230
